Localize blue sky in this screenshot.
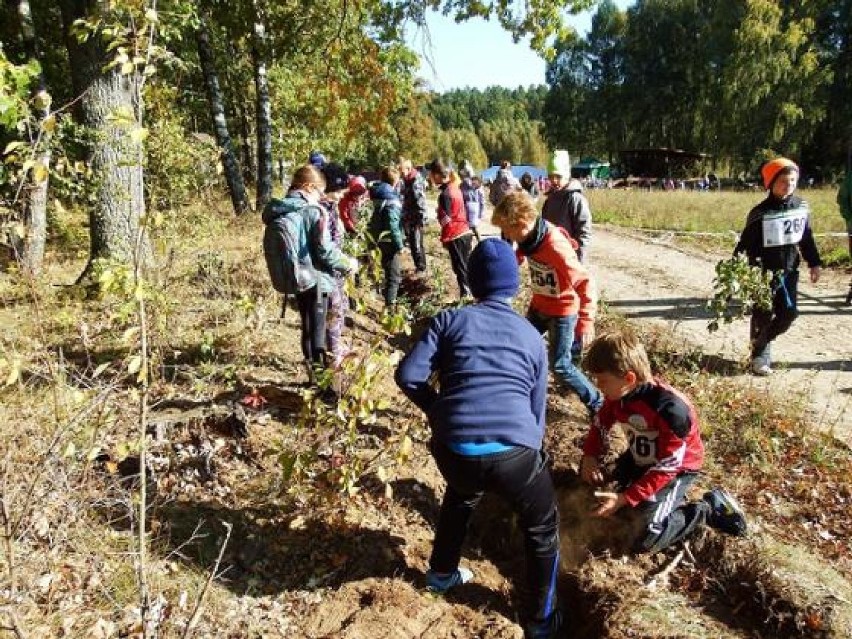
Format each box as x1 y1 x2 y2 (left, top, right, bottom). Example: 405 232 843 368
406 2 633 91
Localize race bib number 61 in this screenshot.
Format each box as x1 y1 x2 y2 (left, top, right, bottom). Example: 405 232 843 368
762 207 808 248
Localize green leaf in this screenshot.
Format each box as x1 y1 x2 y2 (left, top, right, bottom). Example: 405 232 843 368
3 141 25 155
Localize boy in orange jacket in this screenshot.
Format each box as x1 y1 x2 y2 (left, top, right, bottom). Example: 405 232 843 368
492 191 603 416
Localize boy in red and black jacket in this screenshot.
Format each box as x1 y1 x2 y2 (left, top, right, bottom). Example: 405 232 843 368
580 330 747 553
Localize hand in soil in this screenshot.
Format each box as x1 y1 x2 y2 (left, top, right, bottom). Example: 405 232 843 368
593 491 626 517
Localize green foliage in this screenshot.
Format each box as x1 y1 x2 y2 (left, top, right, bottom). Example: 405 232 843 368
144 84 219 211
275 339 409 501
706 254 773 333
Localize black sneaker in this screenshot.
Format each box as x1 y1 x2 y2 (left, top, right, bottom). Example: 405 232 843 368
703 488 747 536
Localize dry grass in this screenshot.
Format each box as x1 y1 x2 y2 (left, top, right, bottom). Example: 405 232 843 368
587 188 850 264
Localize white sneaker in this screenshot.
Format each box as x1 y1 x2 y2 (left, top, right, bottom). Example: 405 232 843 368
751 354 772 376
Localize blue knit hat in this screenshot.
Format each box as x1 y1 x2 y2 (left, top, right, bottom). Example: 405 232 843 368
309 151 327 168
469 238 519 300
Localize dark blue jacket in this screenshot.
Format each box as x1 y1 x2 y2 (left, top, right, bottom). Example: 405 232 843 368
368 181 404 251
395 299 548 450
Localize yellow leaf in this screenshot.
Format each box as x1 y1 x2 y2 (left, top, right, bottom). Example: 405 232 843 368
145 8 158 22
32 162 49 183
105 460 119 474
130 127 148 143
127 355 142 375
121 61 135 75
33 90 52 111
122 326 140 342
41 115 56 133
63 442 76 458
4 360 20 386
92 362 110 378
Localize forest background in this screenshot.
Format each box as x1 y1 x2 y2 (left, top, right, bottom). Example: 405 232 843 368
3 0 852 277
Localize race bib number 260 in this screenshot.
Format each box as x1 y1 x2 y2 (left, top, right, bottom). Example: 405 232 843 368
762 207 808 248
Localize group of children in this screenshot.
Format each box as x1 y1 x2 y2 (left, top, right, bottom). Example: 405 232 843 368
265 151 820 638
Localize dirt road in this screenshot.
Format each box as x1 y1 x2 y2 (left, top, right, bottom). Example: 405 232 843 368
587 227 852 443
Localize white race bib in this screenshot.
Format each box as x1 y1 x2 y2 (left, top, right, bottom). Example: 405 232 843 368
620 416 659 465
762 206 808 248
529 260 560 296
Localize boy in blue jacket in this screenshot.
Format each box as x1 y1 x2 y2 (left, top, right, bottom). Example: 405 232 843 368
395 238 562 639
369 165 405 306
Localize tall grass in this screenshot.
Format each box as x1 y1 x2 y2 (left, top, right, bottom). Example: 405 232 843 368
587 188 849 264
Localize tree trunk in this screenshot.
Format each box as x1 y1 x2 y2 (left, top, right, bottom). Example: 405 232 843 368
14 0 49 276
252 19 272 211
58 0 151 279
196 17 249 215
238 100 256 184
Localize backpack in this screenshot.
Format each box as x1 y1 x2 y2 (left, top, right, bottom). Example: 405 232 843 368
262 199 312 295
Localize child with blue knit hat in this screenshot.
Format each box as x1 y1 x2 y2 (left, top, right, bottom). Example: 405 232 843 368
396 238 564 639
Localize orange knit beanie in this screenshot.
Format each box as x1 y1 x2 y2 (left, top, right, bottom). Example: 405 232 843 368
761 157 798 190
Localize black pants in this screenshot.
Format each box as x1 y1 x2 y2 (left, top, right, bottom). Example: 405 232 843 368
750 270 799 357
445 234 473 298
295 286 329 365
430 442 560 625
612 453 708 554
380 246 402 305
407 223 427 272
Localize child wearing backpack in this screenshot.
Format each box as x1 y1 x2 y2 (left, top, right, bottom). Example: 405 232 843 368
262 165 357 383
369 166 405 306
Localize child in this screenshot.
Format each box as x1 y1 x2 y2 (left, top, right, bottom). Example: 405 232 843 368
580 330 747 554
395 238 563 639
262 165 357 383
734 158 822 375
460 170 484 243
368 166 405 306
398 158 429 274
320 162 352 368
339 176 369 234
542 150 592 263
491 190 602 416
428 159 473 298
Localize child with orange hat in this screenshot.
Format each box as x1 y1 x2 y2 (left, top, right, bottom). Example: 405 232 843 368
733 157 822 376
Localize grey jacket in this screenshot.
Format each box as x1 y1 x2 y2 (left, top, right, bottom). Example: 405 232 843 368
541 179 591 262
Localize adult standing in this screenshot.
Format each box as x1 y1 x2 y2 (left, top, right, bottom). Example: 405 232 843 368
838 165 852 305
429 159 473 298
399 158 429 274
837 166 852 260
542 151 592 263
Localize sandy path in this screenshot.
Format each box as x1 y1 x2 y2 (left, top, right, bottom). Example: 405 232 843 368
586 226 852 443
477 214 851 443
